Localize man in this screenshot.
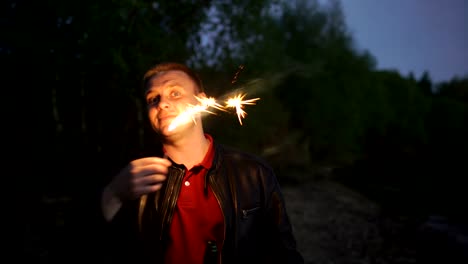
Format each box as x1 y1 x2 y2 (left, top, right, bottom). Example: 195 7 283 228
100 62 304 264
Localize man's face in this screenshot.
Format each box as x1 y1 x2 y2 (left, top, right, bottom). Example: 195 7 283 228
145 70 204 135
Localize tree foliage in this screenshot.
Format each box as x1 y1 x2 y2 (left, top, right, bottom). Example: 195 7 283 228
3 0 467 214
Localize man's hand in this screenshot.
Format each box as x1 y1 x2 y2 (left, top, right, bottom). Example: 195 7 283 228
101 157 171 221
109 157 171 201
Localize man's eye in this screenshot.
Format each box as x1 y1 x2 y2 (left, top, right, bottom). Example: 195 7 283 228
170 91 181 97
147 95 160 106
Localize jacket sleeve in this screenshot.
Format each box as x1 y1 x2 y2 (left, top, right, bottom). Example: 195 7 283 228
82 156 144 262
64 158 142 263
265 169 305 264
101 195 144 262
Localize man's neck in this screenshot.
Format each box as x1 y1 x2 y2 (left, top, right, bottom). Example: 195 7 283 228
162 129 210 170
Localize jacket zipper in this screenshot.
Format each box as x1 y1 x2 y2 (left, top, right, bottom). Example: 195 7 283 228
138 194 148 232
209 171 225 264
160 167 184 240
242 207 260 219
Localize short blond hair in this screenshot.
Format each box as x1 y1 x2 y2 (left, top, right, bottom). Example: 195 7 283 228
142 62 204 94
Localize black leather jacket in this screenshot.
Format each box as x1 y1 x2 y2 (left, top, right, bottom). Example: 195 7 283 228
109 143 304 264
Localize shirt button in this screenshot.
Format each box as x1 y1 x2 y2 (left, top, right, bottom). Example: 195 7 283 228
184 181 190 186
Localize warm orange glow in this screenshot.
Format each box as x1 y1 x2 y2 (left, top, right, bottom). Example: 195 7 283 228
167 93 260 131
225 93 260 125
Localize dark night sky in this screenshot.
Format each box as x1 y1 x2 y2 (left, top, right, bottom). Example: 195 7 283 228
340 0 467 83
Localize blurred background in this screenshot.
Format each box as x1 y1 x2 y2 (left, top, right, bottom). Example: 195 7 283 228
5 0 467 263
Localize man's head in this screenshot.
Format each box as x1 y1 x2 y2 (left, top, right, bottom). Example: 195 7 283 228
143 62 206 137
143 62 204 94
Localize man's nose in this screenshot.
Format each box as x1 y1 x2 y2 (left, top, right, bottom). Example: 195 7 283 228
157 96 170 109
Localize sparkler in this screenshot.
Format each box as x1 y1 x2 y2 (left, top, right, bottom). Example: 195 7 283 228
225 93 260 125
166 64 261 131
167 92 260 131
167 96 220 132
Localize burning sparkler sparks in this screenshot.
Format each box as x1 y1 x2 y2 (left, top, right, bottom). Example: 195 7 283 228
195 95 225 112
167 96 218 132
225 93 260 125
166 64 261 132
167 93 260 131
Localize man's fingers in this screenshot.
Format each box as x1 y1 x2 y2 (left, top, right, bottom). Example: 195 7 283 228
129 160 171 177
143 163 170 176
135 174 167 186
122 157 171 199
135 183 164 197
132 157 172 167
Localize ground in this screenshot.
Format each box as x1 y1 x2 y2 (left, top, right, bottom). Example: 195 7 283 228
282 179 468 264
23 178 468 263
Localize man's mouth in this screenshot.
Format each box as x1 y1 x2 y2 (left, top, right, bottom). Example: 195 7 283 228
158 115 176 123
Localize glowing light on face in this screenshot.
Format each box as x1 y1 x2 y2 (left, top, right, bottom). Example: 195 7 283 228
167 96 220 132
167 93 260 131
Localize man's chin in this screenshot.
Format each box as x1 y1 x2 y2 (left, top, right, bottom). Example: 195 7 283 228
156 126 174 136
154 119 175 132
159 123 195 138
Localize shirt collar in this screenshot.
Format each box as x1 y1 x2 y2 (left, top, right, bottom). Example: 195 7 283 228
162 133 215 170
198 133 215 170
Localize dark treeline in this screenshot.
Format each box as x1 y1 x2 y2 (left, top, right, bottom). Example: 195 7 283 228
4 0 467 262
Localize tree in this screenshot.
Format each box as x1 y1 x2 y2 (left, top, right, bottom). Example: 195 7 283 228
417 70 433 95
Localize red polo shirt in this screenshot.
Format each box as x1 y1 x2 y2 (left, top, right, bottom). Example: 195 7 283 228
164 134 224 264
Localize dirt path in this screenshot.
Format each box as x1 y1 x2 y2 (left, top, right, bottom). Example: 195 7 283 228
283 180 410 264
282 179 468 264
23 178 467 263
